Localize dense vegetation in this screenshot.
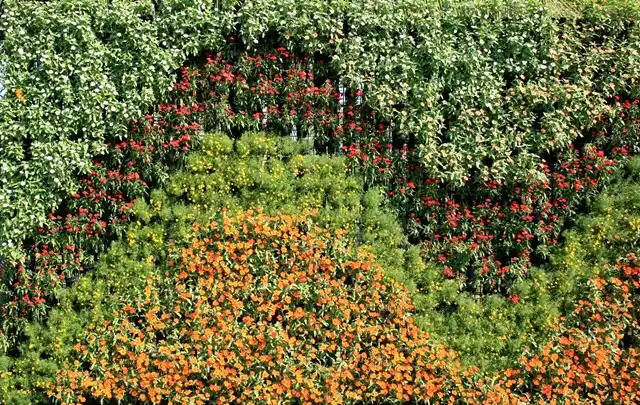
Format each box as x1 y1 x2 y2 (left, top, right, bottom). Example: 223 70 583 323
1 0 640 403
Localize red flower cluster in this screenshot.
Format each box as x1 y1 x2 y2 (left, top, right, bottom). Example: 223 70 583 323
341 93 636 295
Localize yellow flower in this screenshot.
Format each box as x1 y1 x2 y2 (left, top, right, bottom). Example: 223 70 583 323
128 233 136 247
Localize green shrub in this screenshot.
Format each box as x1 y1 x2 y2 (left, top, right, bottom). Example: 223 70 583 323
3 0 640 400
551 180 640 305
339 0 640 303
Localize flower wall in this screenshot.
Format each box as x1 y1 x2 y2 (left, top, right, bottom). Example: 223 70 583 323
1 0 640 403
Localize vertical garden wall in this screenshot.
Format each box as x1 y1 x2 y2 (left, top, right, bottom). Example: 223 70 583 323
1 0 640 403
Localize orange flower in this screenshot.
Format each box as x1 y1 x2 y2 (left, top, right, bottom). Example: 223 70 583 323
15 88 26 103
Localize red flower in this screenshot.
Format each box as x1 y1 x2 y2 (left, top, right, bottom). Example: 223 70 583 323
442 267 455 278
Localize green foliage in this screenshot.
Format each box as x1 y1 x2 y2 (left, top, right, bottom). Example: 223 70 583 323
3 0 640 251
0 0 342 256
336 0 640 309
0 308 89 404
1 0 175 249
164 132 415 279
410 265 562 370
161 132 357 228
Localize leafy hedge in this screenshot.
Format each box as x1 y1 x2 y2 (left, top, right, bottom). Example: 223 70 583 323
0 0 428 256
339 0 640 298
0 0 345 258
0 0 222 252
